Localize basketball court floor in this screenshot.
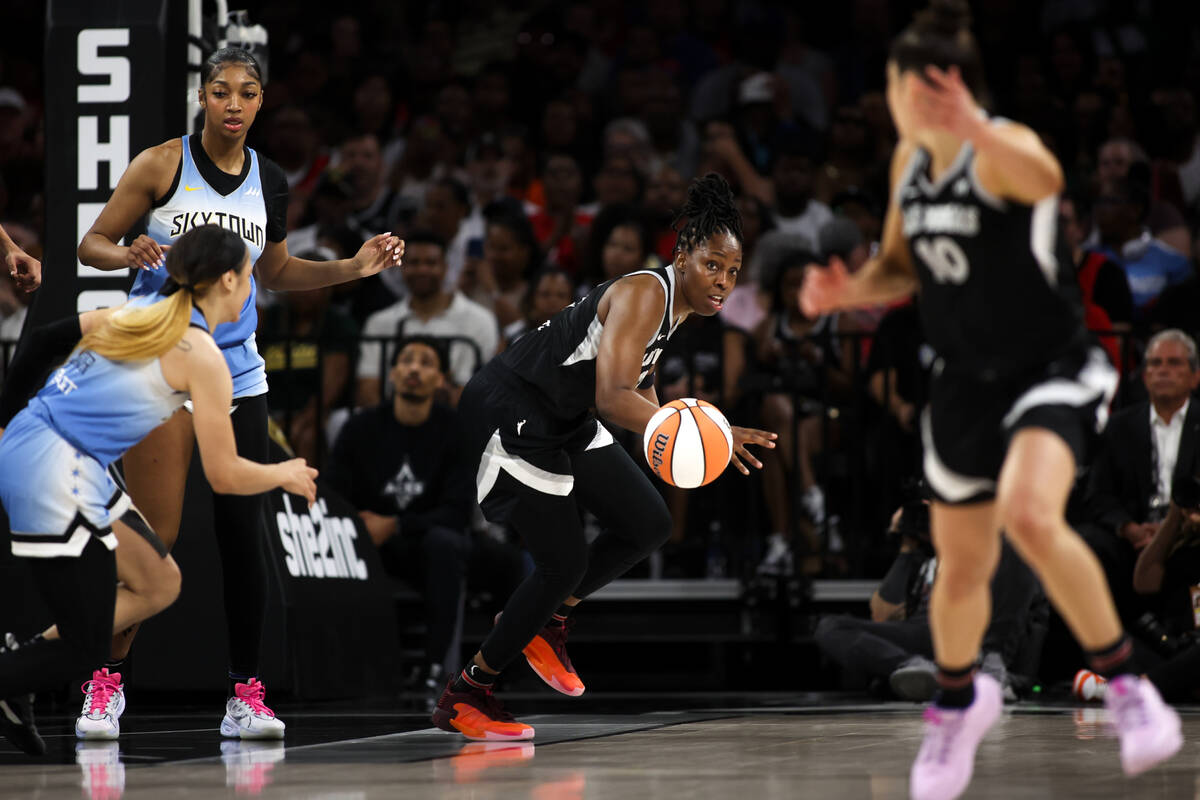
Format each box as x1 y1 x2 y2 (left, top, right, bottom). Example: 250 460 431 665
3 695 1198 799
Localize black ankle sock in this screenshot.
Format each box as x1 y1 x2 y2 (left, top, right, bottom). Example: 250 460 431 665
104 657 126 673
228 673 253 697
551 604 574 624
454 663 497 692
1086 634 1137 679
934 663 977 709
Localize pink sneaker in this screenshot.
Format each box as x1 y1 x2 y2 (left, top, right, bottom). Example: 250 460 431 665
910 674 1002 800
1104 675 1182 776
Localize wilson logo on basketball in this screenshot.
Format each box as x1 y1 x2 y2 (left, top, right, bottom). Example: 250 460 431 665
650 432 670 473
642 398 734 489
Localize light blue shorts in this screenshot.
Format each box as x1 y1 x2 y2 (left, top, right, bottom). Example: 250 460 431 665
0 412 128 557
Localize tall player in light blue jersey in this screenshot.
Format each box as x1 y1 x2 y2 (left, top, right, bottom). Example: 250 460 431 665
75 47 402 739
0 225 317 755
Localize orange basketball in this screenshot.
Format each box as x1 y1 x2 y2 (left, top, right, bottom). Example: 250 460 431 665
643 398 734 488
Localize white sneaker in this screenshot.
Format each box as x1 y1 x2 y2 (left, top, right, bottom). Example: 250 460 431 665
757 533 794 576
76 669 125 740
220 678 286 740
800 485 826 526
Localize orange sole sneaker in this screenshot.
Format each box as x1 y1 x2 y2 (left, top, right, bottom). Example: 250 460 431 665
523 634 585 697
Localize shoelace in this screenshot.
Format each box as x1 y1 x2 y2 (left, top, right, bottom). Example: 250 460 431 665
81 671 121 716
920 707 966 765
475 688 517 723
541 620 576 671
1109 682 1149 730
234 679 276 718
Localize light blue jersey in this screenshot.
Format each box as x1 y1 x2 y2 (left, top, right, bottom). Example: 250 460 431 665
135 135 267 397
0 295 190 556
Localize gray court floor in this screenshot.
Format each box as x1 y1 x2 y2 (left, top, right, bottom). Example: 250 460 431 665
4 704 1199 798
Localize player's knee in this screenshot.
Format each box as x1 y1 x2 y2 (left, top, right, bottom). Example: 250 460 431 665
998 488 1059 558
146 555 182 613
935 553 995 600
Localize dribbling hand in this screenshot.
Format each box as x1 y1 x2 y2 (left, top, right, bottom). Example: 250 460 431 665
799 256 849 318
729 426 777 476
353 232 405 277
126 235 169 270
279 458 319 505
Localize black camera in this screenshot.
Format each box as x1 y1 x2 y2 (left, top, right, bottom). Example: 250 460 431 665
1172 472 1200 512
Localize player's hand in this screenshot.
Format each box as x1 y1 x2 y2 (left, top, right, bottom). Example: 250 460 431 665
729 426 777 475
914 65 985 141
353 232 404 276
278 458 319 505
126 235 168 270
5 250 40 292
799 255 849 318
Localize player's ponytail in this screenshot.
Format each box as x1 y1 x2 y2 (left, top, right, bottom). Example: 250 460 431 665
889 0 989 106
671 172 743 255
77 226 247 362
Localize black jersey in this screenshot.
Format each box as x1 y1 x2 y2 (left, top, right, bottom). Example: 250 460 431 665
897 141 1087 378
497 265 682 421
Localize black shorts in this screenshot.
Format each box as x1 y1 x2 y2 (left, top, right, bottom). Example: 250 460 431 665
921 346 1117 505
459 363 615 523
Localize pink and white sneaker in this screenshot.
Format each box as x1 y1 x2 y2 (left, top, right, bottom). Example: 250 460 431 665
910 673 1003 800
75 669 125 740
220 678 286 740
1104 675 1182 776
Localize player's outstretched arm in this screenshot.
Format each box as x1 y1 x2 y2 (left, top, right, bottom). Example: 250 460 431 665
800 141 919 317
178 330 317 502
255 233 404 292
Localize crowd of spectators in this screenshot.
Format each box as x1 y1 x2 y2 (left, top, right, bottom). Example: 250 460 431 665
4 3 1200 623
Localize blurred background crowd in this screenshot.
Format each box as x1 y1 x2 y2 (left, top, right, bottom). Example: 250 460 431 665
2 0 1200 607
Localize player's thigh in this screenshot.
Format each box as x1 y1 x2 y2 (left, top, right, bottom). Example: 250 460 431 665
570 440 670 540
121 408 194 549
996 425 1077 535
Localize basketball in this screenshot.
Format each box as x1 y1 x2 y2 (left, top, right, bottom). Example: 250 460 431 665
643 398 734 488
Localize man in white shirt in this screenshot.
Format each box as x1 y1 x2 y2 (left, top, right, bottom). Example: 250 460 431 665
1084 329 1200 621
770 143 833 251
356 231 498 407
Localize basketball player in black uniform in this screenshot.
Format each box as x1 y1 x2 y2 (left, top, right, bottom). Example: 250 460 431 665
801 4 1181 799
432 174 776 740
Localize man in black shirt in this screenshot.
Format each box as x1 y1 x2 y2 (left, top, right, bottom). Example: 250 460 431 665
326 336 474 697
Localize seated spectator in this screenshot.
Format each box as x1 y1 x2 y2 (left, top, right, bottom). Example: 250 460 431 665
815 497 1037 702
645 162 689 265
752 251 855 575
259 246 360 465
529 152 594 276
1095 137 1191 256
357 231 498 407
1061 194 1132 367
417 177 479 290
1088 166 1192 317
588 155 643 213
578 206 657 296
501 267 575 349
327 337 473 704
461 201 543 329
1083 329 1200 627
341 132 408 238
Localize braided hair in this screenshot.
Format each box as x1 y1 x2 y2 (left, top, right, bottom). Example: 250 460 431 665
671 173 743 256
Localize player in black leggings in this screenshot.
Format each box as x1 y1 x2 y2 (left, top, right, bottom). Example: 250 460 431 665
432 173 776 740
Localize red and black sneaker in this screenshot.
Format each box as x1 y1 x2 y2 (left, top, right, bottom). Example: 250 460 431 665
523 619 585 697
431 679 534 741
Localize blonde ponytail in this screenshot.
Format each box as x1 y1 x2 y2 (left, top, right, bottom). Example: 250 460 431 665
76 289 196 362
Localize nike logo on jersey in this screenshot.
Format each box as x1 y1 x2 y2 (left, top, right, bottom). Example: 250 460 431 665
184 185 201 191
656 334 667 342
244 186 261 197
516 419 527 435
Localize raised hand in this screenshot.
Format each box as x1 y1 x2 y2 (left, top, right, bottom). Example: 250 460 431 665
913 65 984 141
353 232 405 277
729 426 777 476
799 255 850 318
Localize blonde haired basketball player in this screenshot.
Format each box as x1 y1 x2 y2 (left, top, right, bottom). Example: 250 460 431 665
0 225 316 755
800 2 1182 798
68 47 400 740
433 173 776 740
